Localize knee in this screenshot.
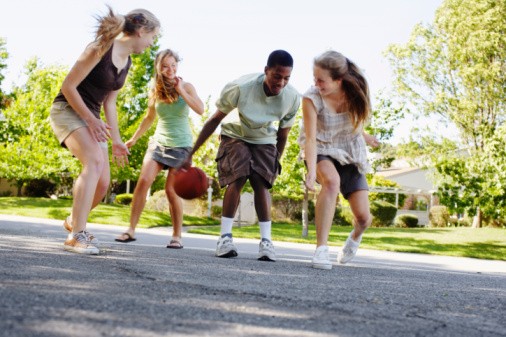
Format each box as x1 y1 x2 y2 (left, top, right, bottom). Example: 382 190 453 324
322 179 340 197
355 213 372 229
85 155 106 176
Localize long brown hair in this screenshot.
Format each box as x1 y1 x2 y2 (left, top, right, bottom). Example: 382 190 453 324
314 50 371 129
150 49 181 104
94 6 160 56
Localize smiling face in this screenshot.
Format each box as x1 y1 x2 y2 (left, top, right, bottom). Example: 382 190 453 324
313 66 340 97
263 65 292 96
160 55 178 79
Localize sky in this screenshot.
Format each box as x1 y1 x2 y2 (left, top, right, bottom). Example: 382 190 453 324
0 0 444 142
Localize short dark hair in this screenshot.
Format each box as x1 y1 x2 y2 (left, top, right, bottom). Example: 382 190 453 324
266 50 293 68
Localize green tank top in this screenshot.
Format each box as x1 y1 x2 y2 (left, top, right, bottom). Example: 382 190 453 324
153 96 192 147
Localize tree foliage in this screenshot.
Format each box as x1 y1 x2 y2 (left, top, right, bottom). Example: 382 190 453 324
385 0 506 224
0 58 80 193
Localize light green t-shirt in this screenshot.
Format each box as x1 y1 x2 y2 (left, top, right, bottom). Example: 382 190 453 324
216 73 300 144
152 96 192 147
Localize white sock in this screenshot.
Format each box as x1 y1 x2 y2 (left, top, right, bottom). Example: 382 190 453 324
220 217 234 236
259 221 272 241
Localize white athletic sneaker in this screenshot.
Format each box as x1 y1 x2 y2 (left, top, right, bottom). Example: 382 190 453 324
63 216 99 245
215 234 238 258
258 238 276 262
312 245 332 270
338 230 361 264
64 231 99 255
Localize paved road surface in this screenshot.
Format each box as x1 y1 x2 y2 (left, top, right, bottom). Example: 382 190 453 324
1 214 505 337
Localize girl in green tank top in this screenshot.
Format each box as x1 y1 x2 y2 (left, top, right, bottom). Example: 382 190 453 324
115 49 204 247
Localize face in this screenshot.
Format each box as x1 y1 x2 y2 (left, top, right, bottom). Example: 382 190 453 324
313 66 340 96
133 27 160 54
160 55 178 79
263 65 292 96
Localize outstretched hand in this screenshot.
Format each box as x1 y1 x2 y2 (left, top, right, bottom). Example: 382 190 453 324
112 142 130 168
363 133 380 148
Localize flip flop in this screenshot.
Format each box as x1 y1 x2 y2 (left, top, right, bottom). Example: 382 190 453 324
166 239 183 249
115 232 136 243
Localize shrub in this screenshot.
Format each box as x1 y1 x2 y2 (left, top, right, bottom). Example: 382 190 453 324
370 200 397 227
292 199 315 223
458 217 471 227
394 214 419 228
211 205 222 218
24 179 56 197
115 193 133 205
333 206 353 226
429 205 449 227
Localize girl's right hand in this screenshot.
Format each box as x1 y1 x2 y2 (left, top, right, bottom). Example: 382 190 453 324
305 172 316 191
88 118 111 143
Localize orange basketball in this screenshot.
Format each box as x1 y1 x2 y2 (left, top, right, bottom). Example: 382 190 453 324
173 166 209 200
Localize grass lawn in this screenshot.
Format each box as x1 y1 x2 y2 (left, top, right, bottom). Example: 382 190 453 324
0 197 219 228
1 197 504 261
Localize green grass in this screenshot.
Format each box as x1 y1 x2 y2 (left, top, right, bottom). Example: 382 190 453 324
0 197 219 228
1 197 504 260
189 223 506 261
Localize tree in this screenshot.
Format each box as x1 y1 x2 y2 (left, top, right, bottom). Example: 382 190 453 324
0 58 80 195
0 37 8 109
111 42 159 183
385 0 506 224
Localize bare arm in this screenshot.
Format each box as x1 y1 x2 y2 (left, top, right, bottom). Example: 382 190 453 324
175 78 205 115
302 97 318 191
125 99 157 148
276 127 291 157
103 89 129 167
61 43 110 143
181 110 227 168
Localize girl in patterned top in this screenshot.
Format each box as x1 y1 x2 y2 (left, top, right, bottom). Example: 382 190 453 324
49 6 160 255
114 49 204 247
300 50 379 270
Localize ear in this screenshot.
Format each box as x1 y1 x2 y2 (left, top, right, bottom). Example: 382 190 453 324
264 66 269 75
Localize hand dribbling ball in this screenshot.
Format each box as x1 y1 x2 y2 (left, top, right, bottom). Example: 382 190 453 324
174 166 209 200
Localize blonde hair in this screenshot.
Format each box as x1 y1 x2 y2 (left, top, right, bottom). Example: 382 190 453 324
314 50 371 129
94 6 160 56
150 49 181 104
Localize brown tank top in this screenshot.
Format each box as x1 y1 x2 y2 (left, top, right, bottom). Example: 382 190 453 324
54 44 132 118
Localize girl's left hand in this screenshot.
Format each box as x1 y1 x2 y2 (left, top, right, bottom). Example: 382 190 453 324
112 142 130 167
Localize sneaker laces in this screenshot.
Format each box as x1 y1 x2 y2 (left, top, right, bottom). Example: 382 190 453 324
74 231 89 244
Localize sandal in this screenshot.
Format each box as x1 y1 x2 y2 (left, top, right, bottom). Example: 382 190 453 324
115 232 136 243
166 238 183 249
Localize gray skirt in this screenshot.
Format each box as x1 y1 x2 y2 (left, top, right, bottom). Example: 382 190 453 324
145 139 191 170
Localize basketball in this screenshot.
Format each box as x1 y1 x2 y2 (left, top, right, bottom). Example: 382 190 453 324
173 166 209 200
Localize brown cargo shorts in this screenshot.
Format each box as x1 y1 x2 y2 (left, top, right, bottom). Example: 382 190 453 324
215 136 281 189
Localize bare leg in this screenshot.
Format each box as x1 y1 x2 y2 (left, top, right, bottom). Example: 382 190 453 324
64 128 106 233
249 172 271 222
221 177 248 218
166 167 183 239
314 160 340 247
122 158 163 238
347 190 372 240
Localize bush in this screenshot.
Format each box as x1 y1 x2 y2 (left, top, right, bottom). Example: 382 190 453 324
24 179 56 197
394 214 419 228
333 206 353 226
292 199 315 223
429 205 449 227
211 205 222 218
458 217 471 227
115 193 133 205
370 200 397 227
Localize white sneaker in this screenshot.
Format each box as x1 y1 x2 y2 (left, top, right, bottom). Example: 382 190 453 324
64 231 99 255
312 245 332 270
63 216 99 245
215 234 238 258
338 230 361 264
258 238 276 262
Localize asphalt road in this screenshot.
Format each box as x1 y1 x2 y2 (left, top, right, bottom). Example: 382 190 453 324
1 214 505 337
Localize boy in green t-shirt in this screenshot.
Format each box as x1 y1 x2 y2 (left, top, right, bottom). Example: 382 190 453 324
183 50 300 261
